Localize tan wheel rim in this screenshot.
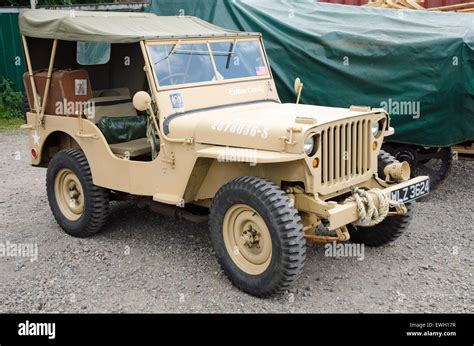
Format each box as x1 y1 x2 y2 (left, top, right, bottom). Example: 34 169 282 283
54 168 84 221
223 204 272 275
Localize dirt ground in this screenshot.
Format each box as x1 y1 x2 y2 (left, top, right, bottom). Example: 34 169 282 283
0 129 472 313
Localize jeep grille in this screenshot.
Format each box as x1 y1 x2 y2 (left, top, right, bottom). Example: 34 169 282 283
320 119 373 186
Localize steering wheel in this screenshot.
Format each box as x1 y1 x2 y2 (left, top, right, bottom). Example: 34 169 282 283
158 73 186 85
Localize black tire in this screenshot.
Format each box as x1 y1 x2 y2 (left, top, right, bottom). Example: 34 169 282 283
46 149 110 238
377 149 398 180
209 176 306 297
348 150 415 246
347 201 415 247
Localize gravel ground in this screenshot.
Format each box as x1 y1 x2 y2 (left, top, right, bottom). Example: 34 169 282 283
0 129 472 313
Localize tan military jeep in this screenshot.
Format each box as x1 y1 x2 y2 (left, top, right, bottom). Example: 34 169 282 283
20 10 429 296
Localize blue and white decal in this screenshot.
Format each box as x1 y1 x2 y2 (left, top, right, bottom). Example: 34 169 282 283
169 93 184 110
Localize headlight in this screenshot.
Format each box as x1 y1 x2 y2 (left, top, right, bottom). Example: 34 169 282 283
304 135 316 156
372 120 383 138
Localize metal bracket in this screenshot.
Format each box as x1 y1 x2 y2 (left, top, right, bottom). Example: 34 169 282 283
161 152 175 168
350 105 371 112
279 126 302 151
304 225 350 243
76 132 99 139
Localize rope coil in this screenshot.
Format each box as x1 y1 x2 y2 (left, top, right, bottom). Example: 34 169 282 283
344 187 407 227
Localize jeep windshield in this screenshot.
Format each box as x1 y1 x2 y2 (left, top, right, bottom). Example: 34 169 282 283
147 38 270 88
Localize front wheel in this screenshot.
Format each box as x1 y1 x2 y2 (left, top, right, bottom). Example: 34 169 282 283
348 150 415 246
209 176 306 297
46 149 110 237
347 201 415 247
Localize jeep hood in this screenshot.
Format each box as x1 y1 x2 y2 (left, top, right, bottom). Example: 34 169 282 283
166 101 382 153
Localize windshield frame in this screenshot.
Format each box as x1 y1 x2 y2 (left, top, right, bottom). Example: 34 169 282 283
145 36 272 91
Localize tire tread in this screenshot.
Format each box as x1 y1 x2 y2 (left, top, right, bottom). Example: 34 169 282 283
210 176 306 297
46 149 109 237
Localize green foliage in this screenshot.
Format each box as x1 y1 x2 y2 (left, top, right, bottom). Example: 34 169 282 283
0 117 24 131
0 77 23 119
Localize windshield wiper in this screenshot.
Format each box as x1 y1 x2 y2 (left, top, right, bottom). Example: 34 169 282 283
225 42 235 69
153 42 180 66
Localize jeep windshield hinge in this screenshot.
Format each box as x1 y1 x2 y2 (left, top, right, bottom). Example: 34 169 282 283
161 151 175 168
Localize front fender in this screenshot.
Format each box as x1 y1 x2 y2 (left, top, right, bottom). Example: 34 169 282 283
195 146 305 164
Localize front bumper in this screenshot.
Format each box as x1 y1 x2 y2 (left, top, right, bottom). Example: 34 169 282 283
294 175 429 230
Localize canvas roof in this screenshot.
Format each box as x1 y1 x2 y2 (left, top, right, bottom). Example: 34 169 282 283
19 9 258 43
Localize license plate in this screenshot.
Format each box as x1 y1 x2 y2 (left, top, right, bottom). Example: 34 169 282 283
390 178 430 203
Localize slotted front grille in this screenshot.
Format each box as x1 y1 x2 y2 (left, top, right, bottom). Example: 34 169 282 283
321 119 372 186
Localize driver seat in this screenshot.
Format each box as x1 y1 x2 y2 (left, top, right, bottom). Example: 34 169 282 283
87 92 152 158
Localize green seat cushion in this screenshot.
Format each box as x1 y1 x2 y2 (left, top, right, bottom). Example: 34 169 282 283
97 115 147 144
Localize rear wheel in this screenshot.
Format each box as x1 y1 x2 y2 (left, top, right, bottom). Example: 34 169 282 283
209 176 306 297
46 149 110 237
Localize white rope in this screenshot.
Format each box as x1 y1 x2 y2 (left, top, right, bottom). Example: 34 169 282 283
344 187 406 227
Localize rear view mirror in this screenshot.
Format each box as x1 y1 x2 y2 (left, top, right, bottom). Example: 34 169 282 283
294 78 303 104
133 91 151 111
294 78 302 94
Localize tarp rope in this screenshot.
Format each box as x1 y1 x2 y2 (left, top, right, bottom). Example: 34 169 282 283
344 187 407 227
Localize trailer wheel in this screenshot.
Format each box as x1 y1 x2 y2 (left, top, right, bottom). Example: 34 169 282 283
46 149 110 238
209 176 306 297
383 144 451 191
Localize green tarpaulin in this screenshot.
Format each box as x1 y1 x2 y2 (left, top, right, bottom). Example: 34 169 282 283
149 0 474 147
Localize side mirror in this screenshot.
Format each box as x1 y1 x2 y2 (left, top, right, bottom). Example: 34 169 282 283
294 78 303 104
133 91 152 111
294 78 302 94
